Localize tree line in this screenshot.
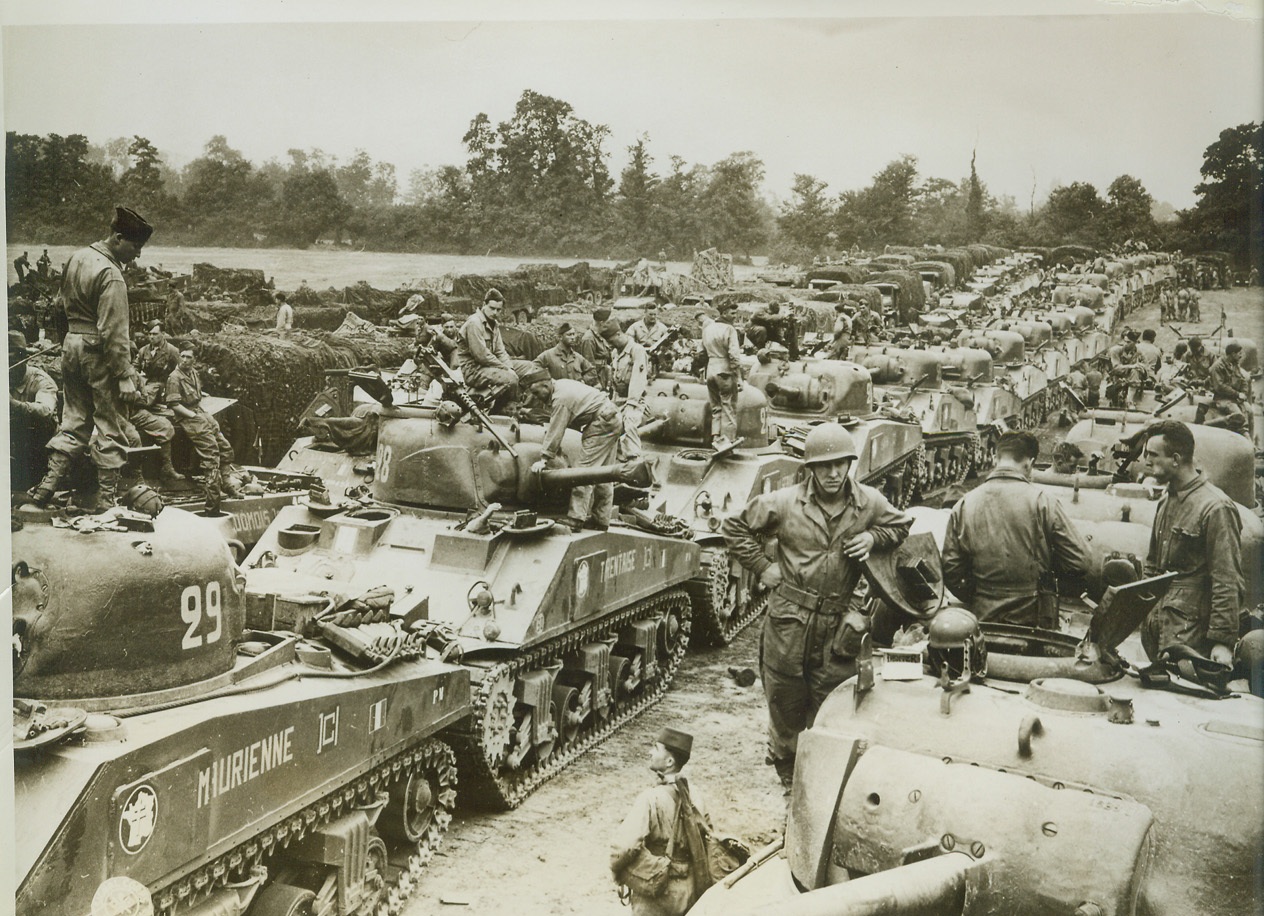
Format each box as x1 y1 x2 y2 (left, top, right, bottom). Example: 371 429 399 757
5 91 1260 270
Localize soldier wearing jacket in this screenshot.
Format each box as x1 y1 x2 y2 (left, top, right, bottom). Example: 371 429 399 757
941 431 1091 628
32 207 151 510
166 348 240 513
723 422 911 787
1140 420 1244 665
610 727 710 916
1207 341 1251 427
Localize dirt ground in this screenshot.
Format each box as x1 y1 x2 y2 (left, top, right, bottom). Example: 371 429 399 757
401 285 1264 916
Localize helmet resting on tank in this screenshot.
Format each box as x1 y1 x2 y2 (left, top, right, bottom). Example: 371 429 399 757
927 605 987 682
802 422 858 465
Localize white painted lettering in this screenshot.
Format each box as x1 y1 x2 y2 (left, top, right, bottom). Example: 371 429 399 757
196 725 298 809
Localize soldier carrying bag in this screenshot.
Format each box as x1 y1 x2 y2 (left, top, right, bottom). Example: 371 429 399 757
676 779 751 895
619 789 685 898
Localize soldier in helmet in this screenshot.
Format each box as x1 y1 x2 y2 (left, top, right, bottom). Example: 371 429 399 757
723 422 912 788
941 431 1091 629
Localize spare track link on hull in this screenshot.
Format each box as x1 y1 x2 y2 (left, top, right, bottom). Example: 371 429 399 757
452 588 693 810
688 547 767 648
151 738 457 916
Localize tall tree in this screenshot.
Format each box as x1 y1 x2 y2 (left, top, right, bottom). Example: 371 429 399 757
778 173 832 253
1041 181 1107 246
698 152 770 257
278 168 349 246
182 135 275 245
965 149 984 242
1104 174 1156 245
617 135 658 254
1182 122 1263 269
836 155 920 247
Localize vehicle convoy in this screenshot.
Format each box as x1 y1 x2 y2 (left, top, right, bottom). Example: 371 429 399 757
956 326 1055 428
12 504 469 916
744 354 927 507
244 359 701 810
635 372 803 645
693 540 1264 916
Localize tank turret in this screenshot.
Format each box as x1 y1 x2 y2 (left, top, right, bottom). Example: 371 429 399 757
628 374 801 646
13 506 470 916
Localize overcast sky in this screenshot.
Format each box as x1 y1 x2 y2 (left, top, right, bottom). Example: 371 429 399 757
2 0 1261 211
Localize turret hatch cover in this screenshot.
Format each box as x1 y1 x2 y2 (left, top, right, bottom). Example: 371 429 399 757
862 531 944 621
1089 571 1177 650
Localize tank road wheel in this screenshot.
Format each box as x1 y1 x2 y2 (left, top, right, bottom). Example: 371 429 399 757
250 883 315 916
613 652 644 699
356 832 389 916
552 683 585 746
608 654 631 704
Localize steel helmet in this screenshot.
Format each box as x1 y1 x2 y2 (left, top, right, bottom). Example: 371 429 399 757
122 484 164 518
802 422 858 465
927 606 987 681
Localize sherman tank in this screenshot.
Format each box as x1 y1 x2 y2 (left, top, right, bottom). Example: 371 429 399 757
745 354 927 507
848 345 982 490
244 367 701 810
12 504 469 916
957 326 1053 428
693 538 1264 916
634 372 804 645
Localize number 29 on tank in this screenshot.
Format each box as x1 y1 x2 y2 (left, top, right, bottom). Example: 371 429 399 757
181 581 223 650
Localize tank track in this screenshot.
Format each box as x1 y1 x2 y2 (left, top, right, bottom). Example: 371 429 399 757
451 587 692 810
152 738 457 916
688 546 767 647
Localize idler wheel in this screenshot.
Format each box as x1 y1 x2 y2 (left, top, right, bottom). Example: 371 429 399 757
250 882 315 916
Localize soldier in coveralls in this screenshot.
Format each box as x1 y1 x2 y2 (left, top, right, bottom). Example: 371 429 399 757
32 207 151 510
723 422 911 787
610 727 710 916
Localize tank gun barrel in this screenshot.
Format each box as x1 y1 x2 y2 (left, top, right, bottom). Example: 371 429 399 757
536 460 653 492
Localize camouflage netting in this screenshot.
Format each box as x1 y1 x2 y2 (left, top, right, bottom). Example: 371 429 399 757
806 265 871 286
191 264 273 305
867 270 927 318
911 261 958 289
192 327 414 465
177 303 386 334
936 250 977 283
809 284 883 310
337 282 413 322
658 272 707 303
692 248 734 288
1050 245 1097 266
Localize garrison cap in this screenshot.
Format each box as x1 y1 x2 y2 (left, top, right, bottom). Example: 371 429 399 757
8 330 32 354
111 206 154 244
657 727 693 758
597 320 622 341
520 365 550 386
557 322 573 335
592 307 612 323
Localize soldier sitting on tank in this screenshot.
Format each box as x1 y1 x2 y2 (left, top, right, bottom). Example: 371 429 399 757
1139 420 1260 696
627 302 671 352
1105 332 1152 407
1137 328 1163 373
1175 336 1213 388
121 355 186 487
9 331 59 493
454 289 536 414
524 365 627 532
1203 341 1252 433
166 347 242 514
746 302 800 360
577 308 615 392
942 431 1092 629
722 422 912 789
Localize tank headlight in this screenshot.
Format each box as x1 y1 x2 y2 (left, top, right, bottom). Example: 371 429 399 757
91 877 153 916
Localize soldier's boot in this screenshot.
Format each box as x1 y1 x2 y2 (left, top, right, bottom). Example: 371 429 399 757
220 465 243 500
29 451 72 507
203 467 223 515
95 467 122 511
158 443 186 483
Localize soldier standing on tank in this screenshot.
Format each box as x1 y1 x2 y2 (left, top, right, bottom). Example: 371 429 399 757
166 347 241 513
31 207 151 510
723 422 912 788
274 292 294 331
610 727 710 916
828 303 853 360
36 249 52 279
701 302 744 449
941 431 1092 628
13 250 31 283
524 365 625 532
1140 420 1246 673
602 324 650 460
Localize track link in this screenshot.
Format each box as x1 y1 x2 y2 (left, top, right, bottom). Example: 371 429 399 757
153 738 457 916
451 588 693 810
687 547 767 647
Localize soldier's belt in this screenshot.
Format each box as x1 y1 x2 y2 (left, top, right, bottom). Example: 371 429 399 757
777 581 848 616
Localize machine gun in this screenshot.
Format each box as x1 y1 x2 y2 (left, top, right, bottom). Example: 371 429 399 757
398 343 519 459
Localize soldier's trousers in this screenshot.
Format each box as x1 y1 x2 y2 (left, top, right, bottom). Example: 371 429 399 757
760 604 857 764
706 371 739 444
569 405 623 527
46 333 130 470
130 408 175 445
176 410 235 510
